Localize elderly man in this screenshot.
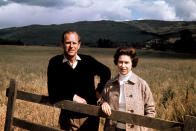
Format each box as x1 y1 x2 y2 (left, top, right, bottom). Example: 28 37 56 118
47 30 111 131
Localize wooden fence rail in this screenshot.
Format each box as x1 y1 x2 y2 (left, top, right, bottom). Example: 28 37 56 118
4 79 196 131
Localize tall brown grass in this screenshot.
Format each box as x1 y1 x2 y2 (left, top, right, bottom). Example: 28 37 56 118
0 45 196 130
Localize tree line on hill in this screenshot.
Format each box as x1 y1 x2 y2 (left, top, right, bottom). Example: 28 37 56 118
96 38 144 48
0 38 24 46
146 29 196 54
0 29 195 54
96 29 196 54
173 30 196 53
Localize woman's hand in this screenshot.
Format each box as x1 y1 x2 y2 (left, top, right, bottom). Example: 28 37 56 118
101 102 112 116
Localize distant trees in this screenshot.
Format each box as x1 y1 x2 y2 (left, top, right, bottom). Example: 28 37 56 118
96 38 145 48
145 39 172 51
145 29 196 53
173 30 196 53
0 38 24 45
96 38 114 48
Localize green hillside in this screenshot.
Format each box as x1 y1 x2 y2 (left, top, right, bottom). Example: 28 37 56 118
125 20 196 35
0 20 195 47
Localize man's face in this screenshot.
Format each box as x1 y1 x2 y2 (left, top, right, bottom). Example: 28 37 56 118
62 32 81 58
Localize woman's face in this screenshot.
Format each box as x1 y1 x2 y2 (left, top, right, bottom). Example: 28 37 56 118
118 55 132 75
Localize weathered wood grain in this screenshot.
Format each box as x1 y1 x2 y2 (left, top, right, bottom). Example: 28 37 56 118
4 79 17 131
184 115 196 131
13 117 64 131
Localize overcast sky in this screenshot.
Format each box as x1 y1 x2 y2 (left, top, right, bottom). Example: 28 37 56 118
0 0 196 29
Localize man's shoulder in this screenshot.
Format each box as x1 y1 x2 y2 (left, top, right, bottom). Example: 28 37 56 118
78 54 95 61
49 54 64 64
78 54 92 59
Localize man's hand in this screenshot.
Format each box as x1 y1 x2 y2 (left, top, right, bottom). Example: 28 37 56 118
73 94 87 104
96 91 101 100
101 102 112 116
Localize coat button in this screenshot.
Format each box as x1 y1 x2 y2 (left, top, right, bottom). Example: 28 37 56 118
129 110 134 113
130 125 134 128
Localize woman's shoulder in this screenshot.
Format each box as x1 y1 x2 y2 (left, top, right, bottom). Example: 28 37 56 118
132 72 148 86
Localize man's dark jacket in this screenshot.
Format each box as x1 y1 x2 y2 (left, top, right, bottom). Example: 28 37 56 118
47 54 111 117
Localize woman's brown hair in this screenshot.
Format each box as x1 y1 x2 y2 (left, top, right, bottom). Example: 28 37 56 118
114 47 138 68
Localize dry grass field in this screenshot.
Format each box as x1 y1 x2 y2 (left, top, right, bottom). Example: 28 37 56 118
0 45 196 130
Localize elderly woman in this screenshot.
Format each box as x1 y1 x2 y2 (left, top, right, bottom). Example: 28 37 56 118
99 47 155 131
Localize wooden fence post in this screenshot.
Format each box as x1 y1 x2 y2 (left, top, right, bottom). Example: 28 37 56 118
4 79 17 131
183 115 196 131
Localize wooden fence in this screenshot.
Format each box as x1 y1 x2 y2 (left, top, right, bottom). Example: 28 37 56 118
4 79 196 131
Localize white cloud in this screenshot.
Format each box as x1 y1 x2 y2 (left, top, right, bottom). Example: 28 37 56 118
166 0 196 21
0 0 195 29
125 0 180 21
89 0 131 20
74 0 94 8
6 0 74 8
0 3 60 28
0 0 133 28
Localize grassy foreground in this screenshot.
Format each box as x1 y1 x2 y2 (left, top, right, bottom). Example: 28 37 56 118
0 45 196 130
